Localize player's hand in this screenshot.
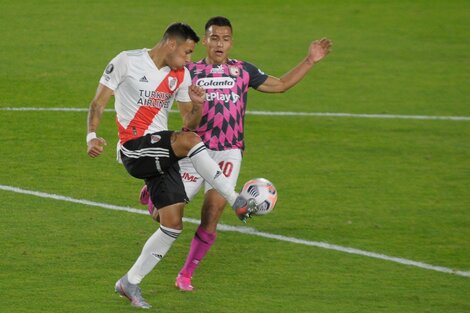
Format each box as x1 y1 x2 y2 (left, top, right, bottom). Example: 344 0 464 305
87 137 107 158
307 38 332 64
189 85 206 105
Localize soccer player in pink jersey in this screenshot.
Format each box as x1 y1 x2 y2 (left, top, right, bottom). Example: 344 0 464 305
140 17 332 292
86 23 255 309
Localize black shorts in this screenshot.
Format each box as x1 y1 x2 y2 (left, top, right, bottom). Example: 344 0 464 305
120 131 189 209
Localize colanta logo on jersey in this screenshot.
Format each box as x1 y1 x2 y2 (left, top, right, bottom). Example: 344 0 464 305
196 77 235 89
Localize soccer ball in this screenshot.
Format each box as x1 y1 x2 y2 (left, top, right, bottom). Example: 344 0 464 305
240 178 278 215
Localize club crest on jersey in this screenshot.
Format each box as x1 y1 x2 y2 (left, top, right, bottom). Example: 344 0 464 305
229 65 240 77
150 135 161 144
168 77 178 91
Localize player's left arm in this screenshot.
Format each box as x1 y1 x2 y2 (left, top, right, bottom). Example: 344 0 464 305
256 38 332 93
177 85 205 130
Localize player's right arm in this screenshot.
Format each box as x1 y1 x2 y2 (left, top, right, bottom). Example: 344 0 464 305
177 85 205 130
176 67 205 130
86 83 112 158
87 52 127 157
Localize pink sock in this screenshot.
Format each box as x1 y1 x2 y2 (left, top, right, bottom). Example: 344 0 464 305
179 226 216 278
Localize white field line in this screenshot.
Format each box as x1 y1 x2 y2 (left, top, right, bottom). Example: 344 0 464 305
1 184 469 279
1 107 470 121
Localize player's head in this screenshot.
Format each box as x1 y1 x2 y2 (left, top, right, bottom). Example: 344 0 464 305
203 16 233 65
162 22 200 69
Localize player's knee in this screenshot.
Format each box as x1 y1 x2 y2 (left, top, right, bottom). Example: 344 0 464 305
177 131 202 151
160 219 183 230
183 131 202 148
158 203 185 230
171 131 202 157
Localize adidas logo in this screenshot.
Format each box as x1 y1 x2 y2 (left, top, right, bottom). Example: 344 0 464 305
139 76 148 82
151 253 163 259
213 170 222 180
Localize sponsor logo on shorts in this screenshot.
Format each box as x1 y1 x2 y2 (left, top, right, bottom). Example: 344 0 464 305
182 172 199 182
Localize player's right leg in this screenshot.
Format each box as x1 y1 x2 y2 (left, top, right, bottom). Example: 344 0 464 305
176 149 242 291
176 191 224 291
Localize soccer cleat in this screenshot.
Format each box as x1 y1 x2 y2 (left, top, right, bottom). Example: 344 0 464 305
139 185 155 216
115 274 152 309
175 274 194 292
232 195 257 223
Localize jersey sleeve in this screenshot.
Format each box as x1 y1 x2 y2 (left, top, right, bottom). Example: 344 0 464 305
244 62 269 89
175 67 192 102
99 52 127 91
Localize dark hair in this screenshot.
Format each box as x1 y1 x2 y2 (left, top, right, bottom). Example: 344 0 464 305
205 16 232 32
163 22 200 43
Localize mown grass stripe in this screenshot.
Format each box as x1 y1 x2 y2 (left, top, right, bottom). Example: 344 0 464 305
1 107 469 121
1 183 469 278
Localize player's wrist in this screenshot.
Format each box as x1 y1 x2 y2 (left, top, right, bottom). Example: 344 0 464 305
305 56 316 66
86 132 97 144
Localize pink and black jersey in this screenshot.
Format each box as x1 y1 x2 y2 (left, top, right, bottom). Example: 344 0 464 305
187 59 268 151
100 49 192 144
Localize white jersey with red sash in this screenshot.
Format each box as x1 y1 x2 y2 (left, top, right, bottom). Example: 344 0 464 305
99 48 191 144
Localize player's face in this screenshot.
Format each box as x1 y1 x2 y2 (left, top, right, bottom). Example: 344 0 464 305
203 25 233 64
167 39 196 69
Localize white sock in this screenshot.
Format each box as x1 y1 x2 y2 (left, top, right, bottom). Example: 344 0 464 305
188 143 238 206
127 225 182 284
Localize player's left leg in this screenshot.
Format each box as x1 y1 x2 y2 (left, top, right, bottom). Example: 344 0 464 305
116 157 188 308
124 203 184 281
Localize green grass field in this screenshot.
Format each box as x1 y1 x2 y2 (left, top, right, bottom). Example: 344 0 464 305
1 1 469 312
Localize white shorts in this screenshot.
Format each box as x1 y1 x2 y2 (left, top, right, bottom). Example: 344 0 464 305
179 148 242 201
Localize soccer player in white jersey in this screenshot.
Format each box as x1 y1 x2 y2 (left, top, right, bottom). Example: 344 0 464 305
86 23 255 309
140 17 332 292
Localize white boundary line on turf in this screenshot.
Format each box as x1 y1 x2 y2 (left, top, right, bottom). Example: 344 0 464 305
1 107 470 121
1 184 469 279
